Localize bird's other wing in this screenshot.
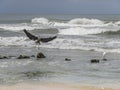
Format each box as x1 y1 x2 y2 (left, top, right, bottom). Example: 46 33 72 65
23 29 38 41
40 36 57 43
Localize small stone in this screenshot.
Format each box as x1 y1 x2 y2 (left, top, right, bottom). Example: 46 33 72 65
17 55 30 59
90 59 100 63
3 56 9 59
0 55 9 59
37 52 46 59
65 58 71 61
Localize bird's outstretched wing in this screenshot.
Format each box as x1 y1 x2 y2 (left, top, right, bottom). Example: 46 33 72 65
23 29 57 43
40 36 57 43
23 29 38 41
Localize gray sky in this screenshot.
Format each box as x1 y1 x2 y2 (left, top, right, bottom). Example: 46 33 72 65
0 0 120 14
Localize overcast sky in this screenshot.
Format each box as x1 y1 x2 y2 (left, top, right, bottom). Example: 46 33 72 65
0 0 120 14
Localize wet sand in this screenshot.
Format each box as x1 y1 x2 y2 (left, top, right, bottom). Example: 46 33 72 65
0 82 116 90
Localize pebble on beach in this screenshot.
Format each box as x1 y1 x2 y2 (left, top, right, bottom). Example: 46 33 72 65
17 55 30 59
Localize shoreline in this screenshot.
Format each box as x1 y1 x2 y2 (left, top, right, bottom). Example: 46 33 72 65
0 82 117 90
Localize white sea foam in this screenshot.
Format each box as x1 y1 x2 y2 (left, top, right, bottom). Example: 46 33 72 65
1 36 120 53
115 21 120 25
0 17 120 36
42 38 120 53
0 17 54 31
53 18 120 35
58 26 120 35
0 23 49 31
31 17 49 24
0 23 33 31
0 37 35 47
68 18 104 25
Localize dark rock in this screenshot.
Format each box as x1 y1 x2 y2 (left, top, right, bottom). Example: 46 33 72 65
3 56 8 59
17 55 30 59
0 55 9 59
90 59 100 63
65 58 71 61
37 52 46 59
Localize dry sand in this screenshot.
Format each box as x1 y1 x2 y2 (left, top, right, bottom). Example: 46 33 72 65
0 83 117 90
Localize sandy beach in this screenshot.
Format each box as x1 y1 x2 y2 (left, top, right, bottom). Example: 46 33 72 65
0 82 116 90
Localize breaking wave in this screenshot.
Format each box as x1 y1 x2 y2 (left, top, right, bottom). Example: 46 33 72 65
0 23 50 31
98 30 120 35
59 26 120 35
68 18 104 25
31 17 49 24
0 17 120 36
0 37 34 47
0 23 34 31
1 36 120 53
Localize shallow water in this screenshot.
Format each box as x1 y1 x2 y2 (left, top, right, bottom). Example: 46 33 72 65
0 47 120 87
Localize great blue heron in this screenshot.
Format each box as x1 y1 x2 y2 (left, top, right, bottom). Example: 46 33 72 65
23 29 57 49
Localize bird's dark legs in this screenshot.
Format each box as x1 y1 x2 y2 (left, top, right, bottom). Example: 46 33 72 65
35 40 41 50
37 43 40 50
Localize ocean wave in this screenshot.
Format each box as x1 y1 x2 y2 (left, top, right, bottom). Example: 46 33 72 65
31 17 49 24
68 18 120 27
0 23 33 31
68 18 104 25
31 17 55 26
34 38 120 53
115 21 120 25
0 23 50 31
0 36 36 47
58 26 120 35
0 17 55 31
1 36 120 53
97 30 120 35
0 17 120 36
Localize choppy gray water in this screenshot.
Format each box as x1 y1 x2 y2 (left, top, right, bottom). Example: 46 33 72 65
0 14 120 86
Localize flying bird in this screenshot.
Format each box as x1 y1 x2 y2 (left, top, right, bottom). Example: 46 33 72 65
23 29 57 49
